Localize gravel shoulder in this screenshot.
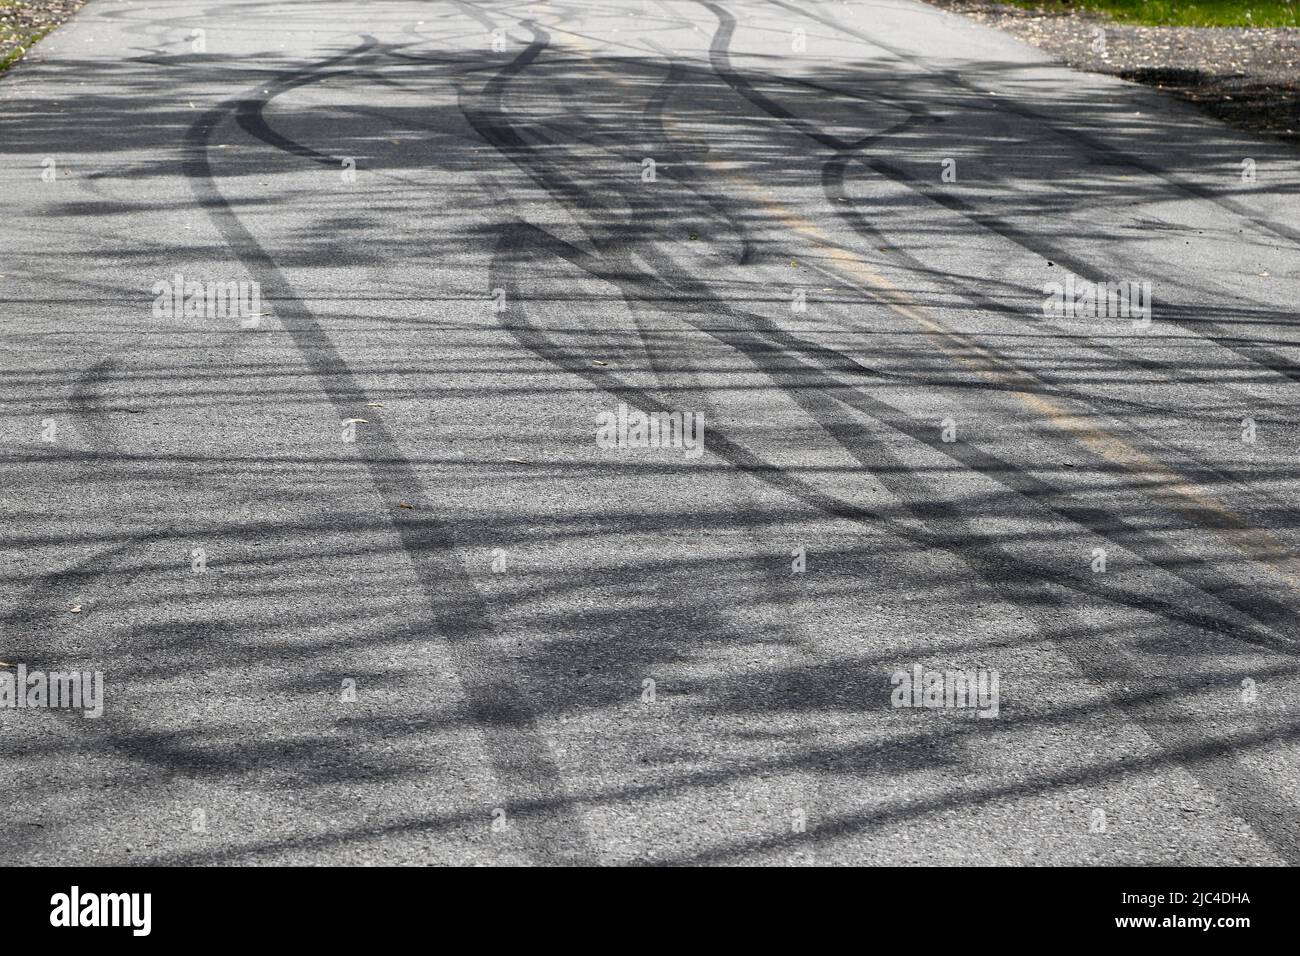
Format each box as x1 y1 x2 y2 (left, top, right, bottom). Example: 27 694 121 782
925 1 1300 142
1 0 86 71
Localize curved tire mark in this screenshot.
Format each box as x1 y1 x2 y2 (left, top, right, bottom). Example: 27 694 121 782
183 37 594 866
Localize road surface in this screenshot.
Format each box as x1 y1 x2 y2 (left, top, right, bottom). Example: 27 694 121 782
2 0 1299 865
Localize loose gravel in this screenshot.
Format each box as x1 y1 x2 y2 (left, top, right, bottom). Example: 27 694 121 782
926 1 1300 142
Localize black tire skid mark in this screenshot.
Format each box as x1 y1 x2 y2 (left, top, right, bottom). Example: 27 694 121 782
820 155 1300 516
508 143 1279 642
668 8 1234 427
467 11 754 270
637 31 944 267
230 27 510 160
463 19 830 859
464 30 917 387
117 647 1300 866
460 22 631 229
466 8 1300 859
456 19 1258 639
526 21 834 786
236 68 418 168
702 0 1300 527
537 54 757 266
704 0 1300 412
183 37 595 866
479 12 826 570
684 1 1300 859
863 152 1300 389
2 354 194 860
637 35 1231 424
502 204 1297 652
753 0 1300 388
642 56 754 264
465 10 836 861
462 14 874 865
490 220 1300 865
234 55 505 195
68 358 122 459
463 12 780 275
463 16 1300 652
701 0 915 154
10 354 174 629
764 0 1300 247
14 318 407 852
477 35 1206 419
688 3 1300 637
661 710 1300 864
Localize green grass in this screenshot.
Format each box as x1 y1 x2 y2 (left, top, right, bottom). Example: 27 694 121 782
996 1 1299 26
0 27 51 73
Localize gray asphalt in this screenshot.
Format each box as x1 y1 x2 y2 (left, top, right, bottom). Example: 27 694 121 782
1 0 1299 866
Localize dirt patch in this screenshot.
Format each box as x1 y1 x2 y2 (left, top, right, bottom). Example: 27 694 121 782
1 0 87 72
925 1 1300 142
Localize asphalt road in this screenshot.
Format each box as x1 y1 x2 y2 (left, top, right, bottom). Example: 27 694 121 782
2 0 1299 866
